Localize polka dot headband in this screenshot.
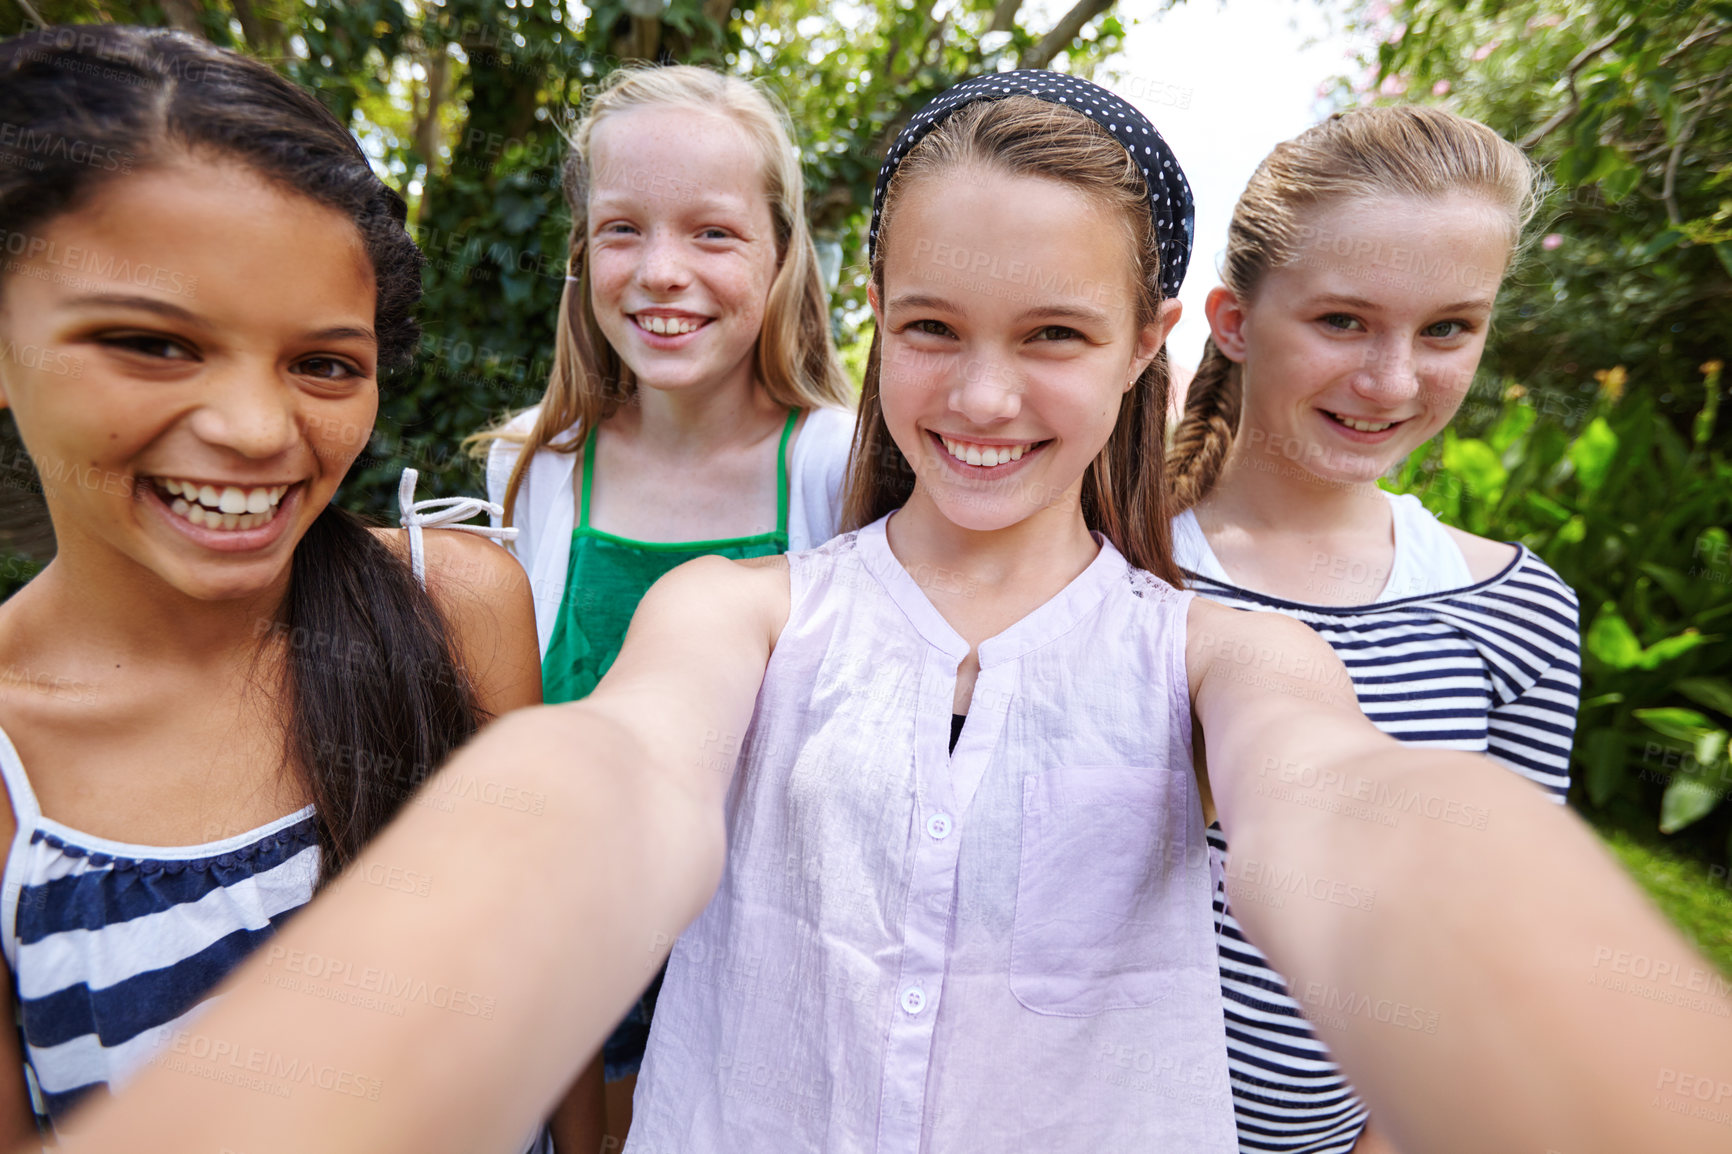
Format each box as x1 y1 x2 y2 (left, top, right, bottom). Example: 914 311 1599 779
869 70 1195 298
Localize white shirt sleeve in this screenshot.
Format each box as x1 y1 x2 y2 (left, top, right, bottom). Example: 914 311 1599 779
788 404 859 552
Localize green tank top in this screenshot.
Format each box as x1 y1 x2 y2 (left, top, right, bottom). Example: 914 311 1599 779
541 409 799 704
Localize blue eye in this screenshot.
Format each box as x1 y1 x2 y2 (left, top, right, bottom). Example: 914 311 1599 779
1424 320 1469 339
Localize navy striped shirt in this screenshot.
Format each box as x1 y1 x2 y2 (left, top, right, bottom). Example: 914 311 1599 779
1186 545 1580 1152
0 724 318 1127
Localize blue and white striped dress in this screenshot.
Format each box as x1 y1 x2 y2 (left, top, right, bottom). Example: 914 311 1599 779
1176 497 1581 1153
0 723 319 1126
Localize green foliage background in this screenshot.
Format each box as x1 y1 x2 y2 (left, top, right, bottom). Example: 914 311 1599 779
1358 0 1732 874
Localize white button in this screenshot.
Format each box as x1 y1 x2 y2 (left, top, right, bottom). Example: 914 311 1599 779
900 986 925 1014
926 813 952 840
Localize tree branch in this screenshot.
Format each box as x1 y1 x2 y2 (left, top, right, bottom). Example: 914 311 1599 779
1661 78 1723 227
1020 0 1114 70
1518 18 1633 149
989 0 1023 34
1660 20 1729 67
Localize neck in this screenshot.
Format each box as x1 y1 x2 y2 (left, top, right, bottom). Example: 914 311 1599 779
8 534 289 673
1198 431 1388 537
619 360 780 453
887 482 1099 602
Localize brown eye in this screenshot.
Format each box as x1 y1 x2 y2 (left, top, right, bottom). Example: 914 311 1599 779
294 356 362 381
100 333 197 360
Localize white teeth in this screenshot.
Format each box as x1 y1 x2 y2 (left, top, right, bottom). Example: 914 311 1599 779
1333 413 1395 432
637 314 703 336
941 436 1035 468
157 478 289 531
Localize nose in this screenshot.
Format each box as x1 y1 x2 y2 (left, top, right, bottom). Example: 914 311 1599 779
637 229 692 295
185 362 301 462
948 350 1022 425
1350 337 1421 408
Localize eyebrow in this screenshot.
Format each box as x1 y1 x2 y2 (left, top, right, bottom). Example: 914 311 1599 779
1311 293 1494 314
885 292 1114 327
64 293 377 345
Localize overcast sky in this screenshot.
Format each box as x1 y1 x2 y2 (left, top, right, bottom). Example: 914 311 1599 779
1102 0 1370 372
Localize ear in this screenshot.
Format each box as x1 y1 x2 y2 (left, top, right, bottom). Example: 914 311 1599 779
1126 297 1182 391
867 280 882 324
1204 285 1250 363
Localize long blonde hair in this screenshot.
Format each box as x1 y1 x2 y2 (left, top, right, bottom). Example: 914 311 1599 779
842 96 1183 587
1165 105 1542 512
474 64 852 523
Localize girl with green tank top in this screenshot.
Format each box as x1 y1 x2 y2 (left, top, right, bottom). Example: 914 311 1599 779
476 65 855 1152
542 411 800 703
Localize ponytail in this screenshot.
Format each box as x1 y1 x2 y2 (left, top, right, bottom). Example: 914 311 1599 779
281 507 484 882
1166 337 1242 513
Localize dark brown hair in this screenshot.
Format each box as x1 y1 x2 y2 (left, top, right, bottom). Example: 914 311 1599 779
1167 105 1541 511
843 95 1181 587
0 25 483 880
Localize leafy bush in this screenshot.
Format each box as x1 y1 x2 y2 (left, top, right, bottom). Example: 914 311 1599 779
1386 361 1732 861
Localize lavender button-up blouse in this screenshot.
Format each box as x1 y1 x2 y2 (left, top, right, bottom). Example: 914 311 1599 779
628 514 1236 1153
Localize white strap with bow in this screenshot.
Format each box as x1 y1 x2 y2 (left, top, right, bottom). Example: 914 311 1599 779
397 467 519 588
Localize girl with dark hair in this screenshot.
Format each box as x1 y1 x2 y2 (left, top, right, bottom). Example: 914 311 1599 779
1165 108 1581 1154
0 25 538 1144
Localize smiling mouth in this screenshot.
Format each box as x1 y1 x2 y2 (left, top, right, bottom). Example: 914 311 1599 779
632 313 711 336
937 434 1047 468
152 478 291 531
1326 412 1403 433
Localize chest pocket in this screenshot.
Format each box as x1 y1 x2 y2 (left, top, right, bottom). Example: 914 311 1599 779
1009 762 1205 1016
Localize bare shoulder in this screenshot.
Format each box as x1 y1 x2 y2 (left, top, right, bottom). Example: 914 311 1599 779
368 526 530 610
1440 525 1520 582
1183 596 1353 710
645 553 791 642
368 526 540 715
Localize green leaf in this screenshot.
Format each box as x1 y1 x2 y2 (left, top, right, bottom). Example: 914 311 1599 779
1638 629 1713 669
1440 436 1507 505
1635 707 1715 743
1585 603 1643 668
1660 776 1723 834
1697 729 1728 770
1678 678 1732 721
1640 229 1685 260
1601 162 1641 202
1567 416 1619 492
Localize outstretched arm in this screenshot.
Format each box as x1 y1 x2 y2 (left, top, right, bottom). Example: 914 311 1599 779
55 556 787 1154
1189 599 1732 1154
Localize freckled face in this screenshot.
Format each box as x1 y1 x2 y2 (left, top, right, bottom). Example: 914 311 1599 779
0 157 380 602
585 107 780 397
873 166 1167 532
1221 193 1512 484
